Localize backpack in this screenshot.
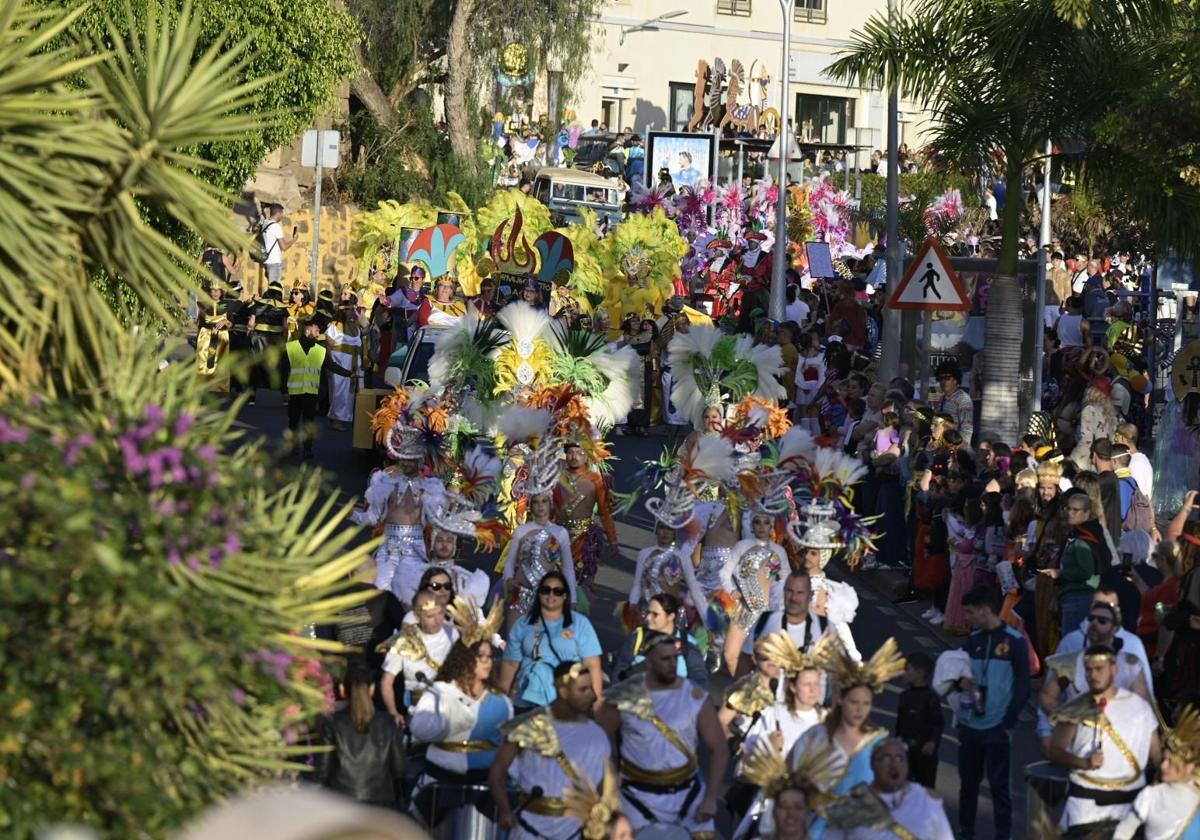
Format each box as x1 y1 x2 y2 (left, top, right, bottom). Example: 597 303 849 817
249 219 279 265
1120 475 1153 533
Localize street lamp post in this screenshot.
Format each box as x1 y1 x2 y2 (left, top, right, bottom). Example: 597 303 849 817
619 10 687 45
769 0 793 322
879 0 902 382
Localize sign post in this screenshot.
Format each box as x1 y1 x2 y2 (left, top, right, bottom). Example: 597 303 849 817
888 236 971 392
301 129 341 299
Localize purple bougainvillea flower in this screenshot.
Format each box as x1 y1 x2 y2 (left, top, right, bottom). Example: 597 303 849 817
0 417 30 444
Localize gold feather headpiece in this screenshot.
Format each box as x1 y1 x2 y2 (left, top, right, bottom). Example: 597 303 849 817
814 636 906 694
1157 702 1200 767
445 596 503 648
759 630 837 677
740 736 842 801
556 661 590 689
563 759 623 840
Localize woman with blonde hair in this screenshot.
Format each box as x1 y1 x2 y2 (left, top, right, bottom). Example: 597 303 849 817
317 662 407 807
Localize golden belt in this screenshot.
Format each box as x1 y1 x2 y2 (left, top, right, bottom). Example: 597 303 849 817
521 793 567 817
433 739 496 753
254 324 284 333
329 342 360 354
619 756 698 787
563 517 591 536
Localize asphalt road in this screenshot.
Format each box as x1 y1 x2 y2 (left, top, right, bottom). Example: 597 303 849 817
236 388 1048 838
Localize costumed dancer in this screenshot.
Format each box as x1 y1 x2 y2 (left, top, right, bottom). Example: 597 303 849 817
286 285 313 340
250 279 290 400
821 738 955 840
489 662 612 840
391 492 492 609
325 293 364 431
723 471 793 675
224 278 254 394
554 438 617 599
732 633 833 838
719 636 781 749
787 637 905 839
737 735 843 840
1046 643 1161 835
407 598 513 822
406 222 467 332
195 281 231 389
500 410 577 624
350 387 450 594
376 589 459 726
562 761 634 840
1113 704 1200 840
597 631 729 840
418 274 466 329
627 519 705 630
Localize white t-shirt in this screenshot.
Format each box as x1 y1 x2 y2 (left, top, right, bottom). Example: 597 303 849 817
785 299 811 327
985 194 998 221
262 221 284 265
1127 451 1153 499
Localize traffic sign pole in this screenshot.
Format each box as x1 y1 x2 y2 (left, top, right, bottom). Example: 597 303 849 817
310 129 323 300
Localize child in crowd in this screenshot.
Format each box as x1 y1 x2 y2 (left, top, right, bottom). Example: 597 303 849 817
943 487 983 633
894 651 944 788
794 331 825 433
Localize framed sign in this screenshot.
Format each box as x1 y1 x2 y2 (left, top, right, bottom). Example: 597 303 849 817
805 242 836 280
646 131 716 190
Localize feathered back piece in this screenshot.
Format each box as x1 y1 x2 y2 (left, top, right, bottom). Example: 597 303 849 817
667 324 787 426
445 595 504 647
740 736 842 800
772 426 816 474
760 630 836 677
562 759 623 840
428 306 507 402
807 447 869 504
495 301 555 394
496 405 554 447
814 635 906 694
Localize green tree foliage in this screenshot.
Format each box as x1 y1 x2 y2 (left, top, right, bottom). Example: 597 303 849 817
0 4 373 834
28 0 360 194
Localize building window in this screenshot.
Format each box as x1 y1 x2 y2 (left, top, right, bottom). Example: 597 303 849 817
796 94 854 144
794 0 826 24
669 82 696 132
717 0 752 16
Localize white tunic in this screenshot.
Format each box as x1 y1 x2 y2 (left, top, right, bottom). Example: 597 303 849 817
741 704 824 768
392 558 491 610
617 680 713 835
325 323 361 422
508 715 611 840
1061 689 1157 828
823 784 955 840
1114 781 1200 840
408 682 513 775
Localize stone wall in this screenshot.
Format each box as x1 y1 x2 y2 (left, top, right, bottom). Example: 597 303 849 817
238 204 362 296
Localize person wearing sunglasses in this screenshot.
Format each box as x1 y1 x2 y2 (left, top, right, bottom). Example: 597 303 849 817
1040 489 1108 634
1039 602 1152 718
393 526 489 612
498 571 602 713
503 492 576 631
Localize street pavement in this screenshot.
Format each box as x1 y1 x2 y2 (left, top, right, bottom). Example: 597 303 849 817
237 388 1048 838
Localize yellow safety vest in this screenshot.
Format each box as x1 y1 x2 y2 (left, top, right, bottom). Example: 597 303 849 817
285 340 326 395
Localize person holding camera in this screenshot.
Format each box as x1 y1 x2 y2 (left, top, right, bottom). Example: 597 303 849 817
953 585 1031 840
260 203 297 286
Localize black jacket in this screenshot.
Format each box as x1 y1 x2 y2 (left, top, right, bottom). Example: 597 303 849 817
316 707 406 806
894 684 944 750
609 628 708 689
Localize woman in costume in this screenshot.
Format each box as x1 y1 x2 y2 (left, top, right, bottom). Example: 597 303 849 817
408 599 513 820
732 632 831 838
562 762 635 840
418 275 466 329
286 285 314 340
501 429 576 625
1113 704 1200 840
627 521 705 625
195 281 231 388
723 501 791 676
719 636 781 744
736 732 843 840
786 637 905 839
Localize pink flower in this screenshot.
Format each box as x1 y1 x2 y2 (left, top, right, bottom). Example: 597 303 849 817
0 417 29 444
20 474 35 490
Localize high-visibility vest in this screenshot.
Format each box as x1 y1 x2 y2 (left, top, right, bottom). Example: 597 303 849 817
285 340 325 395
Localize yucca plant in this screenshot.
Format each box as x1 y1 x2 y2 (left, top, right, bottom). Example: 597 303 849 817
0 2 373 835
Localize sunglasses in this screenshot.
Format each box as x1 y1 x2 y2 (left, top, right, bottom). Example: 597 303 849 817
538 585 567 597
427 581 454 592
1086 615 1112 625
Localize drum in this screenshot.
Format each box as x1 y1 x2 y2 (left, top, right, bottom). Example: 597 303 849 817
419 783 506 840
636 824 693 840
1024 759 1069 828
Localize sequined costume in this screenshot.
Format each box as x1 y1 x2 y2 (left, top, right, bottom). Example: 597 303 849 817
729 538 787 632
502 521 577 614
628 542 706 616
554 467 617 594
350 469 447 591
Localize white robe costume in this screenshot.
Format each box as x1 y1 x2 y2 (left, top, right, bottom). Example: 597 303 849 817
324 322 361 423
823 783 955 840
1114 781 1200 840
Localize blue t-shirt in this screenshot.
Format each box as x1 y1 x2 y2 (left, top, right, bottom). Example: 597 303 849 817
961 624 1031 731
504 614 602 707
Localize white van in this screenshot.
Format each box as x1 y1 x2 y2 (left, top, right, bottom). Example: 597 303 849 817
531 167 624 226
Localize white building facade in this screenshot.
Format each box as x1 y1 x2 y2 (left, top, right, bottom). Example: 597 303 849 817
572 0 931 161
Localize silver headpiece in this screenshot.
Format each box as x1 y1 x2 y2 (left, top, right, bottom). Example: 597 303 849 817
427 491 482 538
645 469 698 528
385 424 425 461
524 434 563 498
787 500 842 568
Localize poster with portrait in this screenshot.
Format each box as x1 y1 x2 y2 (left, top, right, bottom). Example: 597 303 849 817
646 131 716 190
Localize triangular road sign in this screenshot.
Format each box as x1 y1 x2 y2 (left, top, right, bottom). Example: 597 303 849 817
888 237 970 311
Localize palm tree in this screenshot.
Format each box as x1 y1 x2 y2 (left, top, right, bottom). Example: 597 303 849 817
825 0 1173 442
0 3 372 833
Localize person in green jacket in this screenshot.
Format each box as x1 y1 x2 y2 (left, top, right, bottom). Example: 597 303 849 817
282 319 352 458
1040 489 1109 632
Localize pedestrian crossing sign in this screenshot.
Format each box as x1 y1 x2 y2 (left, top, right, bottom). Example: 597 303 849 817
888 236 970 311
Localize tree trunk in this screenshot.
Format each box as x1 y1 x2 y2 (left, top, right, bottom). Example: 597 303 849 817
350 53 396 128
445 0 478 164
979 158 1028 444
